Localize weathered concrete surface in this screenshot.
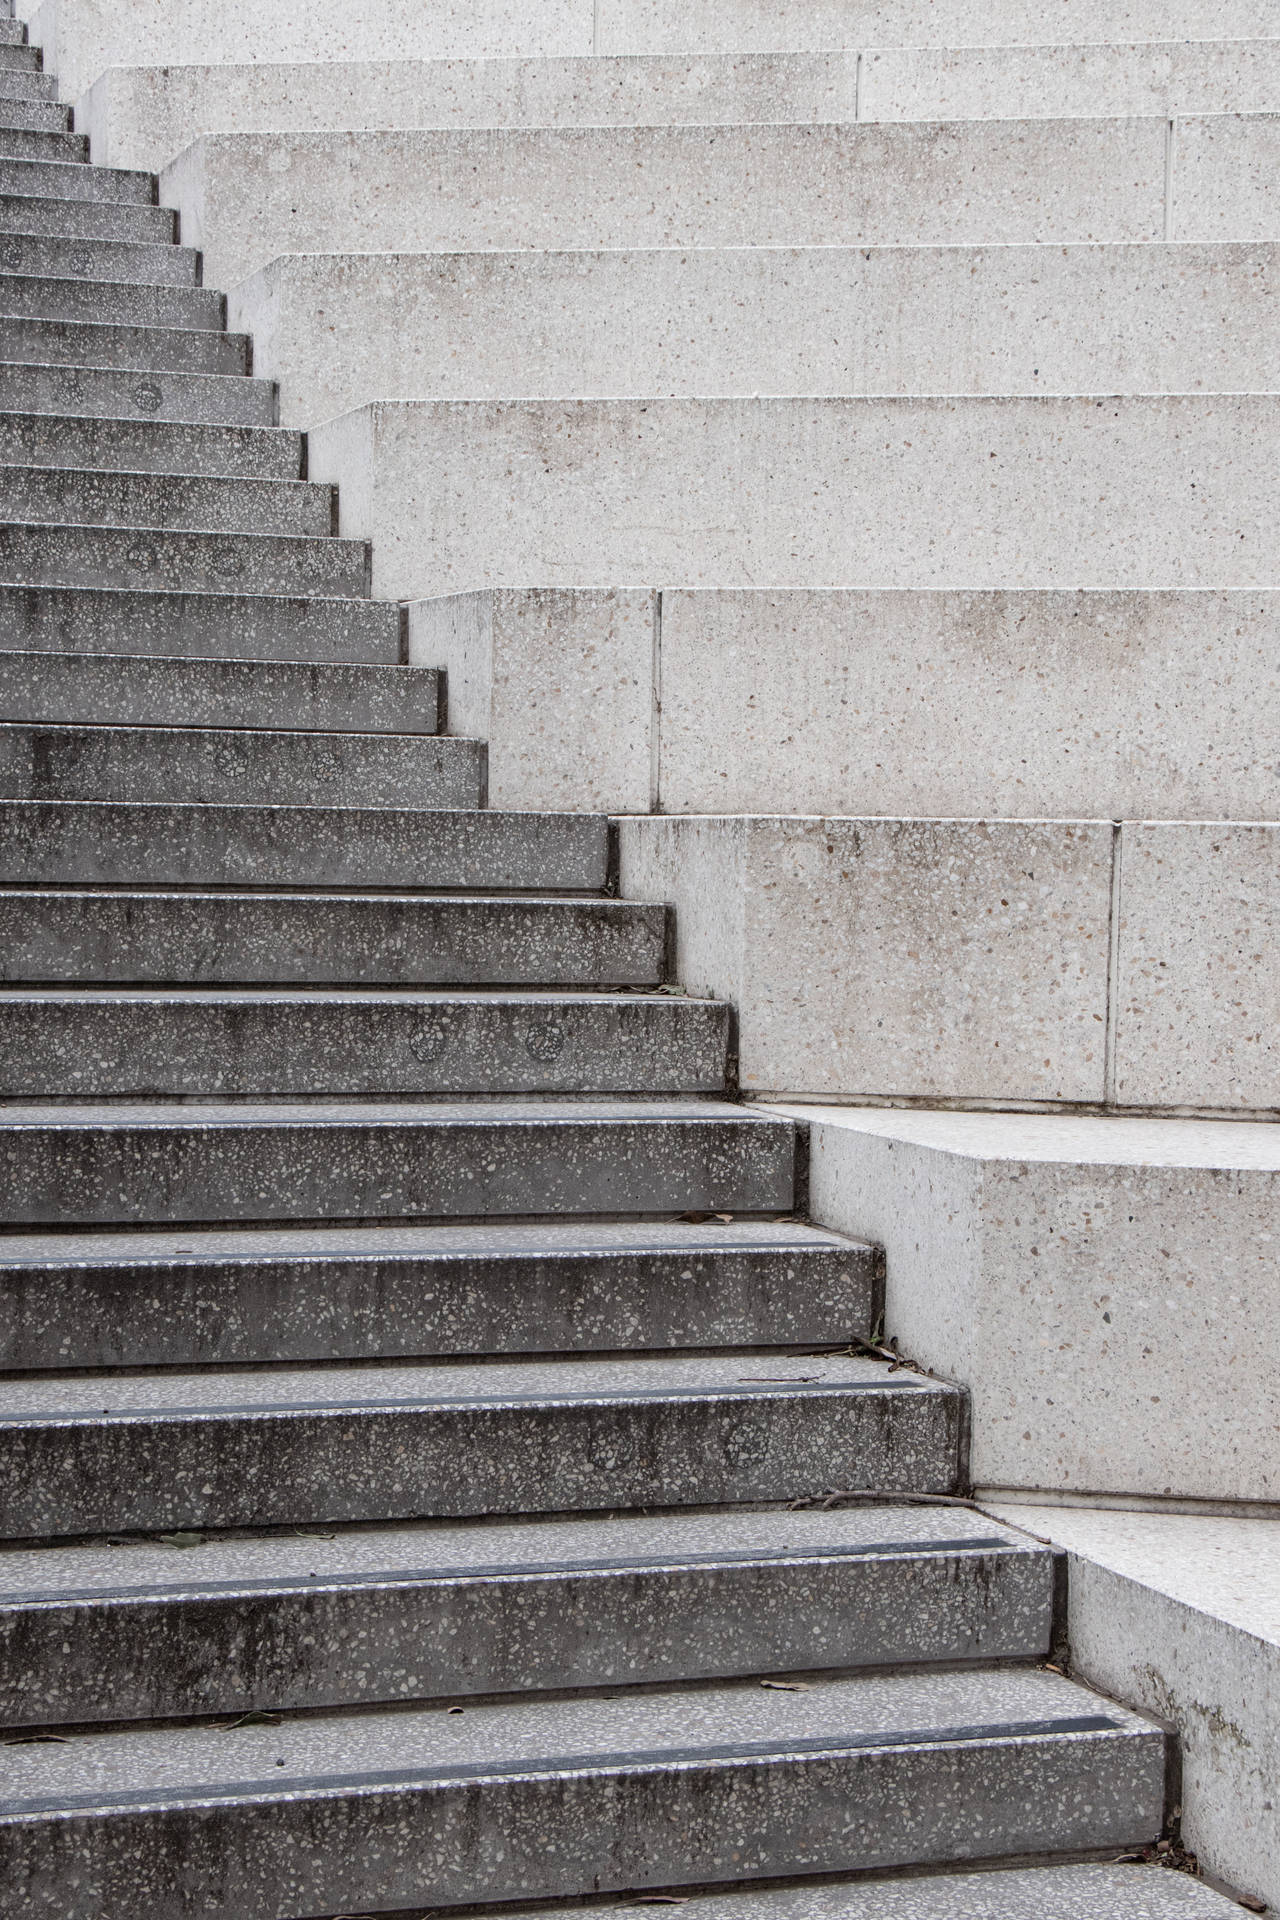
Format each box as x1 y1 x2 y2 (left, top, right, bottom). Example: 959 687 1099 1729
233 242 1280 427
985 1503 1280 1915
309 395 1280 602
162 119 1167 288
772 1105 1280 1502
413 588 1280 820
0 585 401 663
618 814 1114 1102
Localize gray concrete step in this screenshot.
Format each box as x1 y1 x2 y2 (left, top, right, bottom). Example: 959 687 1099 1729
0 21 28 46
0 1096 797 1231
0 1506 1044 1726
0 40 37 69
0 1217 870 1368
0 410 300 478
0 464 329 534
0 723 479 805
0 583 401 660
0 230 199 284
0 649 440 733
0 1667 1163 1918
0 361 275 425
0 189 172 244
0 801 610 890
0 272 222 329
0 1345 947 1533
0 68 55 103
0 315 249 373
0 127 85 162
0 987 725 1095
0 890 665 986
0 521 368 595
0 154 153 203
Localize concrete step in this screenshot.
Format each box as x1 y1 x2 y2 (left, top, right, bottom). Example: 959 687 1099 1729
0 314 248 373
0 801 610 890
0 21 27 46
243 241 1280 426
0 271 222 329
0 229 199 284
0 42 39 70
452 1865 1248 1920
0 1667 1162 1918
0 153 153 204
0 1217 870 1368
0 1506 1045 1726
311 393 1280 601
0 188 172 244
0 69 55 103
0 98 73 134
0 127 85 163
0 361 275 425
0 464 329 534
0 723 479 806
0 583 401 661
168 117 1171 290
0 649 440 733
0 890 665 986
0 1096 796 1231
0 1345 948 1533
0 987 727 1095
0 521 368 595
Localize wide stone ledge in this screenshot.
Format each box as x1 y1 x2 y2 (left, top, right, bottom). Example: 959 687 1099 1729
770 1106 1280 1505
982 1502 1280 1912
410 588 1280 823
311 394 1280 603
232 243 1280 429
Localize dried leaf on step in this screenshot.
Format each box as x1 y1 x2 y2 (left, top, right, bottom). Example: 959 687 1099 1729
158 1532 204 1549
212 1711 282 1732
760 1679 813 1692
4 1732 72 1746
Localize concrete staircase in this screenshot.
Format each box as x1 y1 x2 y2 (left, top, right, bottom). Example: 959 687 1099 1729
0 7 1251 1920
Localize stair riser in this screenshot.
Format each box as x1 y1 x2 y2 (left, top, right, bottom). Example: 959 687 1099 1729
0 806 610 890
0 469 329 535
0 157 153 203
0 997 723 1096
0 193 171 243
0 131 85 162
0 365 274 426
0 525 367 596
0 43 37 69
1 318 248 374
1 1549 1052 1726
0 414 299 480
0 275 222 328
0 1727 1164 1920
0 1385 954 1534
0 70 54 101
0 586 399 661
0 1240 869 1369
0 1112 795 1228
0 896 663 987
0 655 439 735
0 233 197 285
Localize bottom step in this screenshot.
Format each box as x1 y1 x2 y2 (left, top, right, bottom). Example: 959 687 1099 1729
0 1669 1164 1919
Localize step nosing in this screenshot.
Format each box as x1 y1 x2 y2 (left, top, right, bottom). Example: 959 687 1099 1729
0 1717 1130 1822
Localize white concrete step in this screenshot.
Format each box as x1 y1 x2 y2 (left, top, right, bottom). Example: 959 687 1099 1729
309 393 1280 601
238 241 1280 428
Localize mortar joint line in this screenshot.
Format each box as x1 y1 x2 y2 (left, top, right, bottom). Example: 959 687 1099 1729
854 50 863 123
649 588 664 814
1103 820 1124 1106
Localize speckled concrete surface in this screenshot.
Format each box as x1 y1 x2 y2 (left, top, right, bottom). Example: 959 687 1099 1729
0 520 364 595
0 724 480 807
0 585 401 662
0 890 663 985
6 314 243 375
0 1505 1050 1723
0 186 169 243
0 1217 868 1366
0 228 197 283
0 359 272 427
0 272 220 328
0 1668 1163 1918
0 409 299 478
0 1350 958 1534
0 988 727 1097
0 464 326 534
0 800 610 889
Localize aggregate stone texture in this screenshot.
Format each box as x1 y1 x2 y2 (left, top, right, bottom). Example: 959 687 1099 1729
0 723 481 807
0 189 172 244
0 1506 1051 1724
0 155 152 203
0 411 300 478
0 800 610 888
0 522 366 595
0 272 223 328
0 360 274 426
3 315 249 375
0 585 402 662
0 1668 1164 1920
0 1096 797 1227
0 1217 870 1367
0 464 329 534
0 891 663 985
0 1351 959 1534
0 988 728 1097
0 231 199 284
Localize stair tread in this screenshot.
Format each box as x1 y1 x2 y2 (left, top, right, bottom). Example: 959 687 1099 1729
0 1665 1156 1808
0 1502 1029 1600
